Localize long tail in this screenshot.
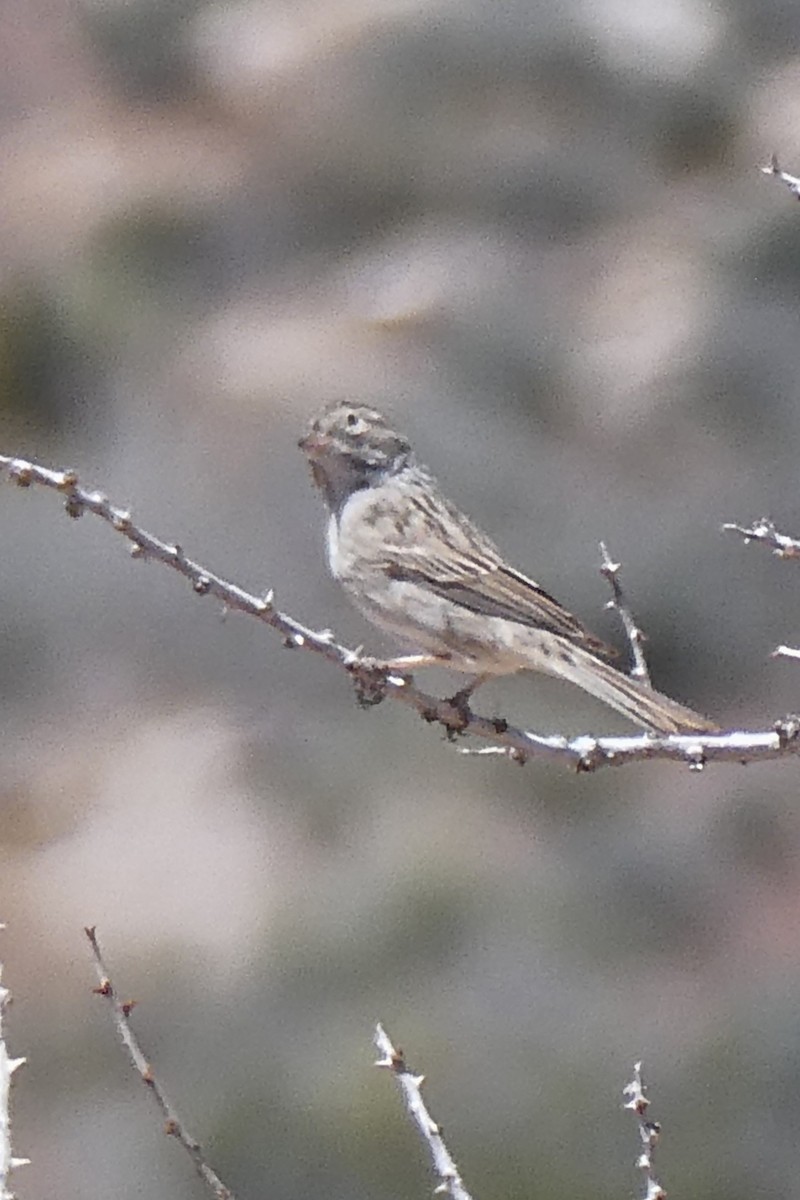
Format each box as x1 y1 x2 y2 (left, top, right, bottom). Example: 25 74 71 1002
548 639 717 733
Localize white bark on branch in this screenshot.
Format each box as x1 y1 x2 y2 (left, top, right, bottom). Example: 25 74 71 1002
725 518 800 659
1 453 796 769
375 1023 474 1200
774 645 800 661
760 154 800 200
599 542 651 685
723 518 800 559
623 1062 666 1200
0 932 28 1200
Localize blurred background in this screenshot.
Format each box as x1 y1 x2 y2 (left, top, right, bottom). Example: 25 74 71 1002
3 1 800 1197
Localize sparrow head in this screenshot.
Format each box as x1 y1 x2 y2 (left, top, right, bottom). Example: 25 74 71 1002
299 402 413 510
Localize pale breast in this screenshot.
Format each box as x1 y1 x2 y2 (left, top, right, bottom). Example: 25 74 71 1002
329 486 398 582
325 512 341 579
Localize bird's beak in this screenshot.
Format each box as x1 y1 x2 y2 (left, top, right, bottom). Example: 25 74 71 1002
298 429 327 458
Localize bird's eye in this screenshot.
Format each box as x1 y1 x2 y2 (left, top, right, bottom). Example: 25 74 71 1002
345 411 367 434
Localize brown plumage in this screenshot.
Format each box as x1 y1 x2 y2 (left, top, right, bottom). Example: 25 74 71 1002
300 402 716 734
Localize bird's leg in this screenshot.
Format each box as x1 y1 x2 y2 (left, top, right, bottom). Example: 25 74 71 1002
380 653 454 673
346 651 453 707
349 650 453 677
446 674 489 720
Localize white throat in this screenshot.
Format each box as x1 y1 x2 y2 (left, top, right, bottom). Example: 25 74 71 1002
325 512 341 578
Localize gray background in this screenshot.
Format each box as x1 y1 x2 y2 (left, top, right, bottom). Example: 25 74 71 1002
3 1 800 1197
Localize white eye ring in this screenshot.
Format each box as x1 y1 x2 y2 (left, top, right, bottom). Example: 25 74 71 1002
345 415 368 435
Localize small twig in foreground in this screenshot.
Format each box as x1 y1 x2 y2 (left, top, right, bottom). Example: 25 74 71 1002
0 930 29 1200
599 542 651 685
623 1061 666 1200
374 1023 474 1200
760 153 800 200
85 928 234 1200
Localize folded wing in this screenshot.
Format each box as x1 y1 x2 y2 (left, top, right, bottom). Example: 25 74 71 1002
376 486 616 658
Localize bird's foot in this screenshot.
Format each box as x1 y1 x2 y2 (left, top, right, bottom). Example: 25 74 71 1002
441 684 478 736
345 651 415 707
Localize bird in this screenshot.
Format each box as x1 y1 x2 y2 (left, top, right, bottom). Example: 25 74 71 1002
298 401 717 733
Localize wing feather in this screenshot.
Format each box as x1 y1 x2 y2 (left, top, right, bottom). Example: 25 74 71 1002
373 485 616 658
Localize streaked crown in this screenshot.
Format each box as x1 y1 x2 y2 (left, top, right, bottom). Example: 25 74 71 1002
299 402 411 469
299 401 416 512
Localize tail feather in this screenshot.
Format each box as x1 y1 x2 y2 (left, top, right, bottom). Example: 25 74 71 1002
549 641 717 734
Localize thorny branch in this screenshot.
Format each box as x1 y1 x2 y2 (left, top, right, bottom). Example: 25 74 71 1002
724 518 800 660
760 153 800 200
1 453 796 770
723 518 800 559
0 931 28 1200
375 1023 474 1200
599 542 651 685
623 1062 666 1200
85 928 234 1200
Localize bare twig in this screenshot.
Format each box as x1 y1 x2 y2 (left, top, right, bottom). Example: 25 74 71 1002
774 645 800 661
760 153 800 200
725 518 800 663
0 932 28 1200
85 928 235 1200
623 1062 666 1200
723 518 800 558
375 1023 474 1200
1 452 793 769
455 720 800 769
599 542 651 685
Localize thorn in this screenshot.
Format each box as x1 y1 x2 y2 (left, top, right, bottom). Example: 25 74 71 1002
12 464 32 487
58 469 79 490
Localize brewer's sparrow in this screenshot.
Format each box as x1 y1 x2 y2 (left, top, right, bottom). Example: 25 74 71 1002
299 402 716 733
